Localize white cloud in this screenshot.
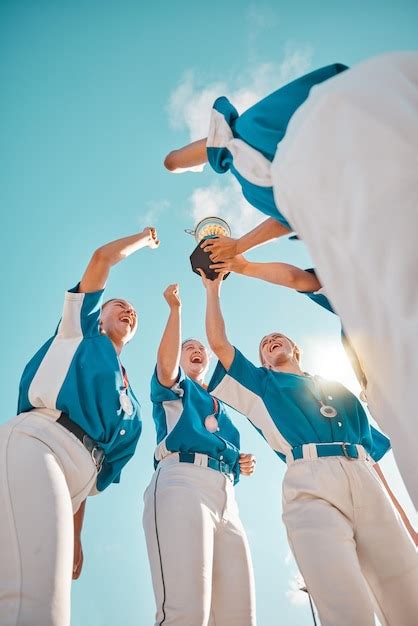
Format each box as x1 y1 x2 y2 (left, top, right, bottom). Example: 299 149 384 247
188 178 263 237
286 572 309 607
140 199 170 227
167 43 313 142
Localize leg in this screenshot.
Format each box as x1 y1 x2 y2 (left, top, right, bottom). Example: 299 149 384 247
282 460 376 626
211 482 256 626
143 463 215 626
0 420 74 626
355 463 418 625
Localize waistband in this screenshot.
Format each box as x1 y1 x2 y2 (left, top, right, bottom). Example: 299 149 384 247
56 412 105 471
159 452 234 478
288 443 368 464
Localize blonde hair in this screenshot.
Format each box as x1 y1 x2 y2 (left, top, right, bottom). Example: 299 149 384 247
258 333 301 366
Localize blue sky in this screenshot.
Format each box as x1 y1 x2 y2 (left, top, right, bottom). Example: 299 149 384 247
1 1 417 624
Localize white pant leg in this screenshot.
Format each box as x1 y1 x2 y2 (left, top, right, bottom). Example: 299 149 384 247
272 52 418 508
282 458 418 626
142 457 255 626
211 480 256 626
282 460 375 626
354 462 418 626
0 412 97 626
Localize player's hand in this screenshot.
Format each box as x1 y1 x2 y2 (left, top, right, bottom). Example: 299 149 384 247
197 268 226 292
201 236 238 261
239 453 256 476
163 283 181 309
72 535 84 580
210 254 247 274
143 226 160 249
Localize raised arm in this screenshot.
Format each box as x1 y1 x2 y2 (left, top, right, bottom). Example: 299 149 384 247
198 270 234 370
373 463 417 546
156 284 182 388
201 217 290 262
164 138 208 171
210 256 322 291
79 227 159 293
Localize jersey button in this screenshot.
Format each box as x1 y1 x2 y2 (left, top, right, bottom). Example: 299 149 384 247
337 421 343 427
219 455 224 460
120 429 126 436
328 395 333 400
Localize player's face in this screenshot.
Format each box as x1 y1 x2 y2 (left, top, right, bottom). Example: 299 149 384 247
100 299 138 344
260 333 295 367
180 340 209 379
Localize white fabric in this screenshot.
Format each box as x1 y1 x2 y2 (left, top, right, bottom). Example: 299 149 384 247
143 455 256 626
0 411 97 626
282 456 418 626
271 51 418 507
207 109 272 186
28 292 85 409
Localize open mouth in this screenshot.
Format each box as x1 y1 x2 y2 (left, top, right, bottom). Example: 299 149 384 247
191 354 202 364
119 315 134 329
270 342 283 353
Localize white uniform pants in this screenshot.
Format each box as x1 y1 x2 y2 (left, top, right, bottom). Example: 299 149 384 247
142 455 256 626
271 51 418 508
282 453 418 626
0 411 97 626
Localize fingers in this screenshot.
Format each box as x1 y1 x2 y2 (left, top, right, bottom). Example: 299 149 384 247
72 546 83 580
201 236 226 250
239 453 256 476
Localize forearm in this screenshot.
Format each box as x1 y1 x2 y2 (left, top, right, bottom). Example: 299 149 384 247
164 138 208 170
236 218 290 254
157 307 182 385
236 260 321 290
80 230 154 292
73 500 86 539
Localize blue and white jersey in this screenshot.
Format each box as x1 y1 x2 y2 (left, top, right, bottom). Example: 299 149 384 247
150 368 241 483
206 64 348 229
208 348 390 463
299 268 367 389
18 285 142 492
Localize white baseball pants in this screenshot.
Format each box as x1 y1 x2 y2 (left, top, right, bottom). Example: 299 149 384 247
282 450 418 626
142 454 256 626
0 410 97 626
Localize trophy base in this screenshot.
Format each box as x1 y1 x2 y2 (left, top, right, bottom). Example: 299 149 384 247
190 241 229 281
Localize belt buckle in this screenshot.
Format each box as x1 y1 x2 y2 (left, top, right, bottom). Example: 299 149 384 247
341 443 354 460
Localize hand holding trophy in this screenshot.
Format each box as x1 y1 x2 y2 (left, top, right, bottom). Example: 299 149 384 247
185 217 231 280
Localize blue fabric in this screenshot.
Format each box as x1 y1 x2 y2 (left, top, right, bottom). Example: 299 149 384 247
207 63 348 226
18 285 142 492
208 348 390 463
150 367 241 483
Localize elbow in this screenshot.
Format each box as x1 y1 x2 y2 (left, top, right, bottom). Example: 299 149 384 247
164 151 177 171
92 246 111 265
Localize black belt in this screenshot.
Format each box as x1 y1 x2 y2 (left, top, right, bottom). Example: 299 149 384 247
57 413 105 471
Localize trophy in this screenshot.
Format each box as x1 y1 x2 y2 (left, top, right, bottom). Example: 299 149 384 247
185 217 231 280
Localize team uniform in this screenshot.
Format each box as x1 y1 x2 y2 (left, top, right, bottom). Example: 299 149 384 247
208 348 418 626
206 52 418 507
0 285 142 626
143 368 256 626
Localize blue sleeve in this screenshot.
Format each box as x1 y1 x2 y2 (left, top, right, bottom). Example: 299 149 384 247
150 367 186 403
298 270 335 314
369 426 391 462
59 284 104 338
206 97 239 174
208 348 267 416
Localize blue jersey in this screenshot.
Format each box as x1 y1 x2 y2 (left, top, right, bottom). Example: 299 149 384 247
206 64 348 228
208 348 390 463
150 368 241 483
18 285 142 491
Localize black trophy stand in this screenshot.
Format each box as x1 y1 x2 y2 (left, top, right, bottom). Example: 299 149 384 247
190 236 230 281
